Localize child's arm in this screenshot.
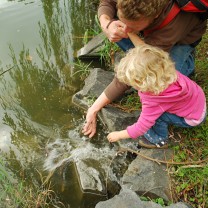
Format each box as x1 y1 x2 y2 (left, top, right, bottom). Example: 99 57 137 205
107 130 130 142
127 32 144 47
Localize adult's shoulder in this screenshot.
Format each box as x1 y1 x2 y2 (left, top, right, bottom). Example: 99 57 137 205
144 12 207 52
98 0 117 19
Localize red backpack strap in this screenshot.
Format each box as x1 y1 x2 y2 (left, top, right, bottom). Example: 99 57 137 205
144 3 180 36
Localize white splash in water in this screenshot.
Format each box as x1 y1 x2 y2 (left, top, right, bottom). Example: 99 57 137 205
43 129 116 171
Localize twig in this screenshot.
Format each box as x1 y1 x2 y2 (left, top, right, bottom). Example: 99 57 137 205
0 66 15 76
119 147 208 165
141 186 164 197
178 164 206 169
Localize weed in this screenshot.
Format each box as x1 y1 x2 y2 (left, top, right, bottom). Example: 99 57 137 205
109 90 141 113
169 30 208 208
0 158 65 208
99 38 120 68
72 59 92 80
86 95 97 106
140 196 168 206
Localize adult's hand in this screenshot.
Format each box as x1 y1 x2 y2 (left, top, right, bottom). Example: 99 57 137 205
99 14 129 42
104 20 129 42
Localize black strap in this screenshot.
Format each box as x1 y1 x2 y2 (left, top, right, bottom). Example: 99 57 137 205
175 0 189 7
175 0 208 10
191 0 208 10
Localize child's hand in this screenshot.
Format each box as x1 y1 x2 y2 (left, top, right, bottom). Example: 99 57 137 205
107 130 130 143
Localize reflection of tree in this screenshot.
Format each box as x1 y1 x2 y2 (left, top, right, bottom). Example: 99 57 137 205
0 2 99 206
0 0 99 139
0 0 99 132
39 0 72 85
69 0 99 49
37 0 98 87
8 44 81 127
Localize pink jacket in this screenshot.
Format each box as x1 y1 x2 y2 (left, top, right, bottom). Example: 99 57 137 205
127 72 206 139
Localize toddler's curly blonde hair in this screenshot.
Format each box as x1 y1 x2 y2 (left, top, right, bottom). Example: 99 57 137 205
115 44 177 95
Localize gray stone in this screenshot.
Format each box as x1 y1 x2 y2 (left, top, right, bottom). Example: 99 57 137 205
82 68 114 97
72 68 114 110
75 159 106 195
95 189 191 208
99 105 139 132
95 189 146 208
77 33 106 58
95 188 161 208
167 203 192 208
122 148 173 201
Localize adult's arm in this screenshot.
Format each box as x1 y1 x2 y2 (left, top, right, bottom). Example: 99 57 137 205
98 0 128 42
98 0 117 20
104 77 130 101
104 33 144 100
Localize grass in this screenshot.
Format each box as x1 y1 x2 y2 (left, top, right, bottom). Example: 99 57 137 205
0 158 65 208
169 31 208 208
72 59 93 80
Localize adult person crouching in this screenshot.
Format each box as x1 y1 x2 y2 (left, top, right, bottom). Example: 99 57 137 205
82 0 207 140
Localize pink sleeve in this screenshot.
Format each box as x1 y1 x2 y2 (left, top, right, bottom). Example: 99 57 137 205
127 103 164 139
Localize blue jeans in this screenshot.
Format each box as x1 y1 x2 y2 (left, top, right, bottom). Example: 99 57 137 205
143 112 206 144
116 38 195 76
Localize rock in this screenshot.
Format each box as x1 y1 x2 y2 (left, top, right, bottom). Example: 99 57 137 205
82 68 114 98
72 68 114 110
95 188 192 208
77 33 106 58
99 105 139 132
122 148 173 201
75 159 106 194
95 188 147 208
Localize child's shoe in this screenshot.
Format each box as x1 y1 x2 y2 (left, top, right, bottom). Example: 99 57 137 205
138 136 168 149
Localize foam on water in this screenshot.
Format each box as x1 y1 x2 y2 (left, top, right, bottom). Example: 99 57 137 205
43 128 116 172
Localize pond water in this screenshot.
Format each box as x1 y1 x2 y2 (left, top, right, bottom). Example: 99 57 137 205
0 0 121 207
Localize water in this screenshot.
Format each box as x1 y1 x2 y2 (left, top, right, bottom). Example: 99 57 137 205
0 0 118 207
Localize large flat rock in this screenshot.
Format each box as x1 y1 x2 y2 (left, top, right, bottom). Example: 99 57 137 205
77 33 105 58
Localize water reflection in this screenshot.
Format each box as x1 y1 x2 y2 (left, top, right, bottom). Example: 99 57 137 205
0 0 123 207
0 0 117 208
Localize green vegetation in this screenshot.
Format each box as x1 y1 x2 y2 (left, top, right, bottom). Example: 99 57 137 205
72 59 93 80
0 158 65 208
169 31 208 208
140 196 167 206
110 90 142 112
99 38 120 67
83 15 121 68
